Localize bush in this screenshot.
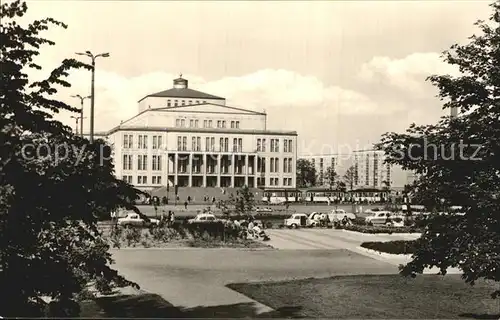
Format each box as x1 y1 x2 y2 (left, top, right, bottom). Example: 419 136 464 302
352 217 366 225
361 240 418 254
343 224 421 234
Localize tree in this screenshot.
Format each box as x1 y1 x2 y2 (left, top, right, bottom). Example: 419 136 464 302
324 166 338 189
296 159 317 187
0 1 146 316
343 165 356 191
229 185 255 217
336 181 347 193
376 1 500 298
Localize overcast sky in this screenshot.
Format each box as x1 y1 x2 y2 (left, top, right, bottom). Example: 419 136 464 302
21 0 492 154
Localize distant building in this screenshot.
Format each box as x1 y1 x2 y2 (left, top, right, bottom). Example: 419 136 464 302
300 149 407 189
83 76 298 191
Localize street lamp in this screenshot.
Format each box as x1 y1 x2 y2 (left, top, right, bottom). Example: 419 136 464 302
75 51 110 143
70 116 80 135
71 94 91 138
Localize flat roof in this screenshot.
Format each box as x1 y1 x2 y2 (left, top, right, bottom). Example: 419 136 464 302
107 126 298 136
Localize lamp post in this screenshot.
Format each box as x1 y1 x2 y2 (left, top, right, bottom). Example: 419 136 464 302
71 94 91 138
75 51 110 143
70 116 80 135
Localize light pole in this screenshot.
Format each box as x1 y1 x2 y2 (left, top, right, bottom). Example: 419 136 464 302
70 116 80 135
71 94 91 138
75 51 110 143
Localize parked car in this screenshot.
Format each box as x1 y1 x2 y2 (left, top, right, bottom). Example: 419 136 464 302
117 213 159 227
364 211 395 226
364 207 382 214
188 213 218 224
328 209 356 222
284 213 312 228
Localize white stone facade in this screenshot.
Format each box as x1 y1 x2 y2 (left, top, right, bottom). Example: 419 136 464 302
96 77 298 191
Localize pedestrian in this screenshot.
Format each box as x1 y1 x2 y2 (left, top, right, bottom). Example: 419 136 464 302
187 196 191 203
170 211 175 225
212 196 216 204
184 201 188 209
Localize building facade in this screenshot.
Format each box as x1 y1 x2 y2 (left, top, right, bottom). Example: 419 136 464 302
95 77 298 191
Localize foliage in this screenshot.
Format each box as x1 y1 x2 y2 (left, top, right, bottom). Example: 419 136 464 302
229 185 255 217
0 1 146 316
342 224 420 234
361 240 418 255
296 159 317 187
375 1 500 298
324 166 338 189
336 181 347 192
343 166 356 190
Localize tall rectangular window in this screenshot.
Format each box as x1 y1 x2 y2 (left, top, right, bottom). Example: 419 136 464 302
236 121 240 129
210 137 215 151
288 140 293 153
208 120 213 128
182 137 187 151
177 136 182 150
233 138 238 152
238 138 242 152
262 139 266 152
122 155 132 170
257 139 261 152
231 121 235 128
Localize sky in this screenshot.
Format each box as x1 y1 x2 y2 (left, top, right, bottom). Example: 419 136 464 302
19 0 492 155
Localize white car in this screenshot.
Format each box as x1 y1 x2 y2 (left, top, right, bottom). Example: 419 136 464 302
328 209 356 222
117 213 159 227
364 211 396 225
255 207 273 213
188 213 218 224
284 213 313 228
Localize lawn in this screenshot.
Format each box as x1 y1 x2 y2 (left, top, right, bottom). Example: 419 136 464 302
227 274 500 319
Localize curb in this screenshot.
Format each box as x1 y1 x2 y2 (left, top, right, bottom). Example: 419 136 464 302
341 229 422 237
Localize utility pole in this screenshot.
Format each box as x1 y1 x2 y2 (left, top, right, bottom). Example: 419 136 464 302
75 51 110 143
70 116 80 135
71 94 91 138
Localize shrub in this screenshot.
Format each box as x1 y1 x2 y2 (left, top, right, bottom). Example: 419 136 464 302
352 217 366 225
361 240 418 254
123 227 142 246
343 224 421 234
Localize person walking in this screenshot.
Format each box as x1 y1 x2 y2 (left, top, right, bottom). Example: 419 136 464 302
169 211 175 226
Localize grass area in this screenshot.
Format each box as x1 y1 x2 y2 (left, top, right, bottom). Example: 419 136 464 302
227 274 500 319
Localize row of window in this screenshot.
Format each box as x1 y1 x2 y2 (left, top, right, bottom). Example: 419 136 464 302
123 134 163 149
269 177 293 186
269 158 293 173
123 134 293 152
123 175 162 185
123 155 163 171
167 99 207 107
257 138 293 153
175 119 241 129
177 136 243 152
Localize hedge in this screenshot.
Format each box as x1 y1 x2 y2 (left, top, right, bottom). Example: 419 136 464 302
342 224 421 234
360 240 418 254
